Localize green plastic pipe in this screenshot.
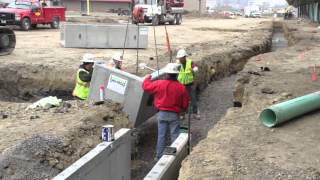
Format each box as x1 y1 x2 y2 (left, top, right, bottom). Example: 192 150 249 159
260 91 320 127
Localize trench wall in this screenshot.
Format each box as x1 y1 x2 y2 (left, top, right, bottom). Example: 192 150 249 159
0 63 75 100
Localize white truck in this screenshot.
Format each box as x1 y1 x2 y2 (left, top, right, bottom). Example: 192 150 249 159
132 0 184 25
244 5 260 18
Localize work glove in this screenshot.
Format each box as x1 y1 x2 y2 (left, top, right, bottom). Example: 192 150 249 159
192 66 199 72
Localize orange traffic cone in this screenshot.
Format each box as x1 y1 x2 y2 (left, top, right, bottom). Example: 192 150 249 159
311 65 318 81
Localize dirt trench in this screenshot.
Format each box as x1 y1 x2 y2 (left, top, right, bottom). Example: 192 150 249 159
131 21 273 179
233 20 293 107
179 20 320 180
0 20 273 179
0 63 75 102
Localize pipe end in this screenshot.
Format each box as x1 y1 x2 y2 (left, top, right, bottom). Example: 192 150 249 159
260 109 277 128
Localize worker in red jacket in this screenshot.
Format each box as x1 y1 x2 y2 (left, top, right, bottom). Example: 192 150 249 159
142 63 189 160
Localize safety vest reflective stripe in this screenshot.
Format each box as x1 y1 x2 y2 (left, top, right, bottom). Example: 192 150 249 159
178 59 194 85
73 68 90 100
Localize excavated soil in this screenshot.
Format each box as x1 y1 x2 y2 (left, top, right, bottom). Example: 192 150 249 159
179 20 320 180
0 101 129 179
0 15 274 179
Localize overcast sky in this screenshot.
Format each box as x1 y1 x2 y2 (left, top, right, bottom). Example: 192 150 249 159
268 0 288 5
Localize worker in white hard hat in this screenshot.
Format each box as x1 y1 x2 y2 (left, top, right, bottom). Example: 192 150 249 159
142 63 189 160
72 53 95 100
109 53 125 70
176 49 200 120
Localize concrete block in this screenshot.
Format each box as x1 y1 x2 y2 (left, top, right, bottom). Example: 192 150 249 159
53 128 131 180
144 133 189 180
86 25 109 48
88 63 157 127
60 23 87 47
60 23 148 49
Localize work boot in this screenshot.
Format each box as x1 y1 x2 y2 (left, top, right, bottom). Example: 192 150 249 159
180 114 185 120
154 157 159 162
195 110 201 120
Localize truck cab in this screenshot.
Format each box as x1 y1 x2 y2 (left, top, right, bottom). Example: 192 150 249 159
133 0 184 25
0 1 65 30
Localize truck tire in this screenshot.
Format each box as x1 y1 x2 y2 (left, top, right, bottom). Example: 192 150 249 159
51 18 60 29
21 18 31 31
175 14 182 25
169 17 175 25
152 16 159 26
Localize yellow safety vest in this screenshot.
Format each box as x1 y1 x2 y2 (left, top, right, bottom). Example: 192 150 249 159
178 59 194 85
72 68 90 100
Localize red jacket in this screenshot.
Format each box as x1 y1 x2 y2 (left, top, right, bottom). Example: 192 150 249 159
142 77 189 113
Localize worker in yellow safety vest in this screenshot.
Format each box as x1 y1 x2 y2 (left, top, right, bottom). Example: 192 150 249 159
73 53 95 100
176 49 201 120
108 53 125 70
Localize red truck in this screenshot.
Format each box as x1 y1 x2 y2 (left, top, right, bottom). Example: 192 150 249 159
0 1 65 30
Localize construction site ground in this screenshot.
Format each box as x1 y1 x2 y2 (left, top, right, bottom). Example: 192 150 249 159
0 12 319 179
179 20 320 179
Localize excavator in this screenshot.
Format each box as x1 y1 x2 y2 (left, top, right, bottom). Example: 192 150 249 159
0 27 15 55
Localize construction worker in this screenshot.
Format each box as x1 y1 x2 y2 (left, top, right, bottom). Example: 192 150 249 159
109 53 125 70
176 49 200 119
142 63 189 160
72 53 95 100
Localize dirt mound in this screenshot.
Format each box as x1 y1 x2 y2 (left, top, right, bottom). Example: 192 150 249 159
0 101 130 179
179 20 320 180
184 11 234 19
192 27 248 32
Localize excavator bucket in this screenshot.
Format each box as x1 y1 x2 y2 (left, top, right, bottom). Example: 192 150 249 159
0 27 16 56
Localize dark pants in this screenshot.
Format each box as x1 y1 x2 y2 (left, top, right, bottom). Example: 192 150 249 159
81 0 86 15
185 84 198 114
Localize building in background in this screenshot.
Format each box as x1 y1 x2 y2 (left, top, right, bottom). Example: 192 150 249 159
61 0 206 13
287 0 320 23
61 0 131 12
185 0 207 12
247 0 262 6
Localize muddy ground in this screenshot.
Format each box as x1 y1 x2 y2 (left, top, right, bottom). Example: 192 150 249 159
0 13 283 179
179 20 320 179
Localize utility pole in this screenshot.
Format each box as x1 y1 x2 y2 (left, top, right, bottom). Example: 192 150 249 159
199 0 202 14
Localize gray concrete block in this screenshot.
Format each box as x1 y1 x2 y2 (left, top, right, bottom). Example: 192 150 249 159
88 63 157 127
144 133 189 180
53 128 131 180
60 23 148 49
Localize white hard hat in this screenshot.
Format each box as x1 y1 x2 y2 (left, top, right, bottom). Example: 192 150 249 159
162 63 180 74
81 53 95 63
176 49 187 58
112 53 123 62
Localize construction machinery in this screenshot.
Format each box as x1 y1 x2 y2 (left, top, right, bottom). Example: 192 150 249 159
0 27 15 55
0 0 66 31
132 0 184 25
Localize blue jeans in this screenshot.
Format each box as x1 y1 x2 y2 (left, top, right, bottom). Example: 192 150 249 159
156 111 180 159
